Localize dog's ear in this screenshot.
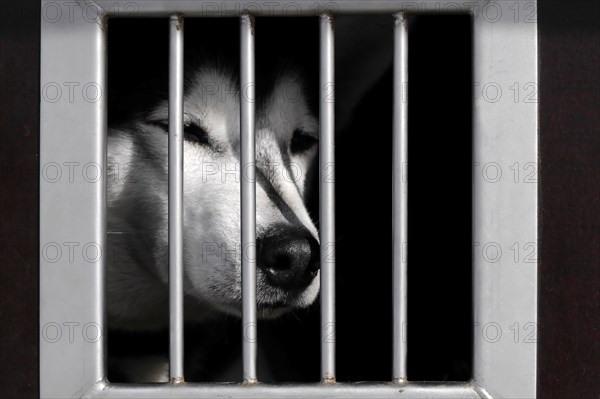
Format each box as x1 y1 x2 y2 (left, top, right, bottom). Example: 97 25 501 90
335 15 394 133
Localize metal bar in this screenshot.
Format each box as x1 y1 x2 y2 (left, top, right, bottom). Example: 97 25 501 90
96 0 484 17
87 382 481 399
98 19 108 382
319 13 336 384
472 2 538 397
40 3 107 396
168 14 185 384
392 12 408 383
240 14 257 384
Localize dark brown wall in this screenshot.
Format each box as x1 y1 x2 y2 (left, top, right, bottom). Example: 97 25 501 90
0 1 40 398
538 0 600 397
0 0 598 397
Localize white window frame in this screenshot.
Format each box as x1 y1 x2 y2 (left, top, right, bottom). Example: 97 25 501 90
40 1 537 398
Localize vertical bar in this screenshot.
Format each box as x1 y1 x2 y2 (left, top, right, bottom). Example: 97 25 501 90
98 20 108 381
240 14 257 384
473 4 538 396
392 12 408 383
169 14 185 384
320 13 336 384
40 5 106 396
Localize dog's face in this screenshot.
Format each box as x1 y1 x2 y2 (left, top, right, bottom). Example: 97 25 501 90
108 65 320 326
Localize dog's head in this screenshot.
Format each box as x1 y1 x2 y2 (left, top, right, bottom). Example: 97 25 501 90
108 65 320 327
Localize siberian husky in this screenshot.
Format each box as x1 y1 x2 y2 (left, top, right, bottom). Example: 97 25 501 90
106 16 392 382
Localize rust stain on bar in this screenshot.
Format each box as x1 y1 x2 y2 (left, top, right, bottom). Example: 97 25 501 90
242 378 258 386
394 12 408 29
175 14 184 31
322 13 334 31
249 14 255 36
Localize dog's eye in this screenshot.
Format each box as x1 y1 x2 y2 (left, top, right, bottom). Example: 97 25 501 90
183 123 210 146
150 121 169 131
290 129 318 155
150 120 210 147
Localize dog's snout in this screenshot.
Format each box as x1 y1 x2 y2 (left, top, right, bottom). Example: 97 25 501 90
258 231 319 289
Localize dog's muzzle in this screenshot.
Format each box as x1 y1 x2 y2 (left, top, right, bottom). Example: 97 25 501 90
257 228 320 290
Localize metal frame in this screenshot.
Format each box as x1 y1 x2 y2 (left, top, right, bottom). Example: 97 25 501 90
40 1 537 398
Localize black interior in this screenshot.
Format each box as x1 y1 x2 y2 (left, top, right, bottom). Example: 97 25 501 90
107 14 472 383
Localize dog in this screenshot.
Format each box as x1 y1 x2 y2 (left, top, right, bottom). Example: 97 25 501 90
106 16 393 382
107 65 321 326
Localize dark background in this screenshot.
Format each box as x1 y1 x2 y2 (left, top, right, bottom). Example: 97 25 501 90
1 0 599 397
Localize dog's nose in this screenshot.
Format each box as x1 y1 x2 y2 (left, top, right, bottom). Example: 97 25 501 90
258 231 319 289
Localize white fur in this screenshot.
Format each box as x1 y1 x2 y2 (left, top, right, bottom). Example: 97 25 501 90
107 68 320 330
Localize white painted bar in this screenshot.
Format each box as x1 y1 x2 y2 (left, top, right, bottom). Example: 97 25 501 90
168 14 185 383
472 2 538 397
320 13 336 384
392 12 408 383
95 0 484 16
40 3 106 396
240 14 258 384
87 382 480 398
